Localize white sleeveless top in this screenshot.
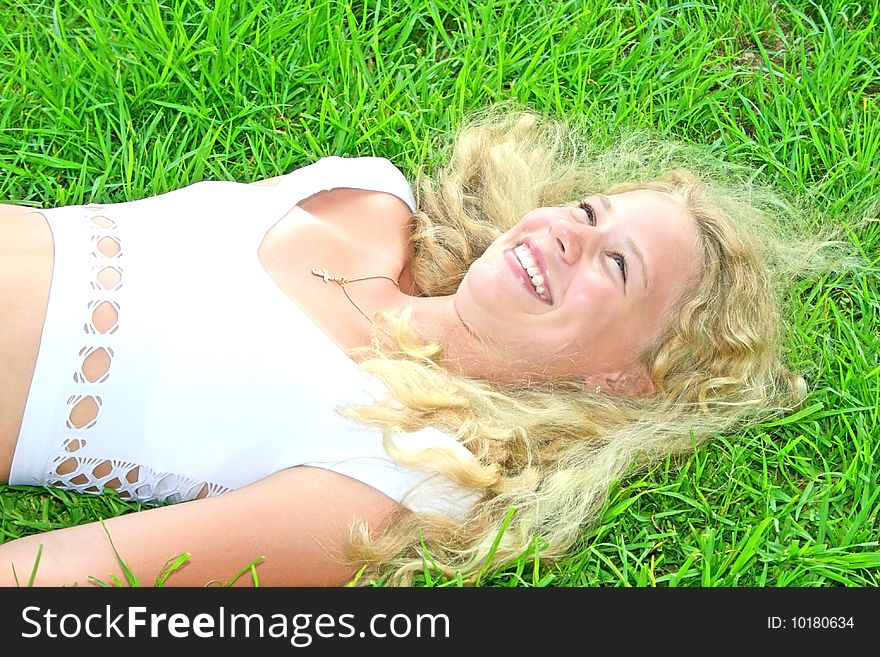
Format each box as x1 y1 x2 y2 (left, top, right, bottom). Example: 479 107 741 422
10 156 478 519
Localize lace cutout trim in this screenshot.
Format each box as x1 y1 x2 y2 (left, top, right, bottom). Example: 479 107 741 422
50 455 227 503
43 206 231 504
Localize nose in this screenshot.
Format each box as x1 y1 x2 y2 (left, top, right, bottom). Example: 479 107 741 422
551 214 602 265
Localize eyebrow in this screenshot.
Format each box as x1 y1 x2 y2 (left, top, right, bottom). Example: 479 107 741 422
599 195 648 294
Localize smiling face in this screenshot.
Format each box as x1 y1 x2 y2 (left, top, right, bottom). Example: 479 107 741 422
452 188 701 385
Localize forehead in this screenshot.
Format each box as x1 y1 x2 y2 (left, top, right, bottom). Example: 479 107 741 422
609 188 695 237
610 188 701 293
610 188 687 218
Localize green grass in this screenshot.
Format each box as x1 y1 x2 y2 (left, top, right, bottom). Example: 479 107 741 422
1 0 877 587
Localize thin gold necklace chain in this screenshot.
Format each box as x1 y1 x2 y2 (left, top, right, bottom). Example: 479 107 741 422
310 267 399 337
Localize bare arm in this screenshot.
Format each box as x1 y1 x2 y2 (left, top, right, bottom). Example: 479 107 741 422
0 203 39 214
0 466 398 587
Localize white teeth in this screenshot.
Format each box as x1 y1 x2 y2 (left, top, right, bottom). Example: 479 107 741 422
516 245 536 268
514 243 550 302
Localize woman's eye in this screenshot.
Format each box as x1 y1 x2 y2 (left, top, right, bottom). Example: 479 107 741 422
578 201 596 225
612 253 627 282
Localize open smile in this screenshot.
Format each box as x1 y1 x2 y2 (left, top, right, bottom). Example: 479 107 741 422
504 238 552 304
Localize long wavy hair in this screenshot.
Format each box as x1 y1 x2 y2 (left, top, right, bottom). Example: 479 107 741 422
340 101 852 585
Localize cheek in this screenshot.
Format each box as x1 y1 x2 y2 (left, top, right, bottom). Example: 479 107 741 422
504 211 554 238
517 214 553 234
568 271 617 308
558 280 624 341
462 256 500 291
457 260 504 314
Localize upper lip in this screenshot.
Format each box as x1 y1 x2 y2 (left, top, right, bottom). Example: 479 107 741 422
520 236 552 302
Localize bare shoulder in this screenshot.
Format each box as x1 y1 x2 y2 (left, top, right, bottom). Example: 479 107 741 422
299 187 414 241
250 174 414 226
0 467 399 587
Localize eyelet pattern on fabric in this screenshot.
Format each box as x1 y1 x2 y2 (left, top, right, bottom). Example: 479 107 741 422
47 206 230 504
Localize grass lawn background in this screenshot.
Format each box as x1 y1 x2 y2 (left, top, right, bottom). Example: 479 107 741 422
0 0 877 587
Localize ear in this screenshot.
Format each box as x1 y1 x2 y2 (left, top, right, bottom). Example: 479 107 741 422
586 365 655 398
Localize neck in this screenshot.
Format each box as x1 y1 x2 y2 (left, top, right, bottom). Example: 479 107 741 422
384 291 512 383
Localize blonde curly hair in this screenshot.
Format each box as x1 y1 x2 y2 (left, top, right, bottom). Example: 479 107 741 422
340 101 850 585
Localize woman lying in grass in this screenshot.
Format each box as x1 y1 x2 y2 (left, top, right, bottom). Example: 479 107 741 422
0 104 849 586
